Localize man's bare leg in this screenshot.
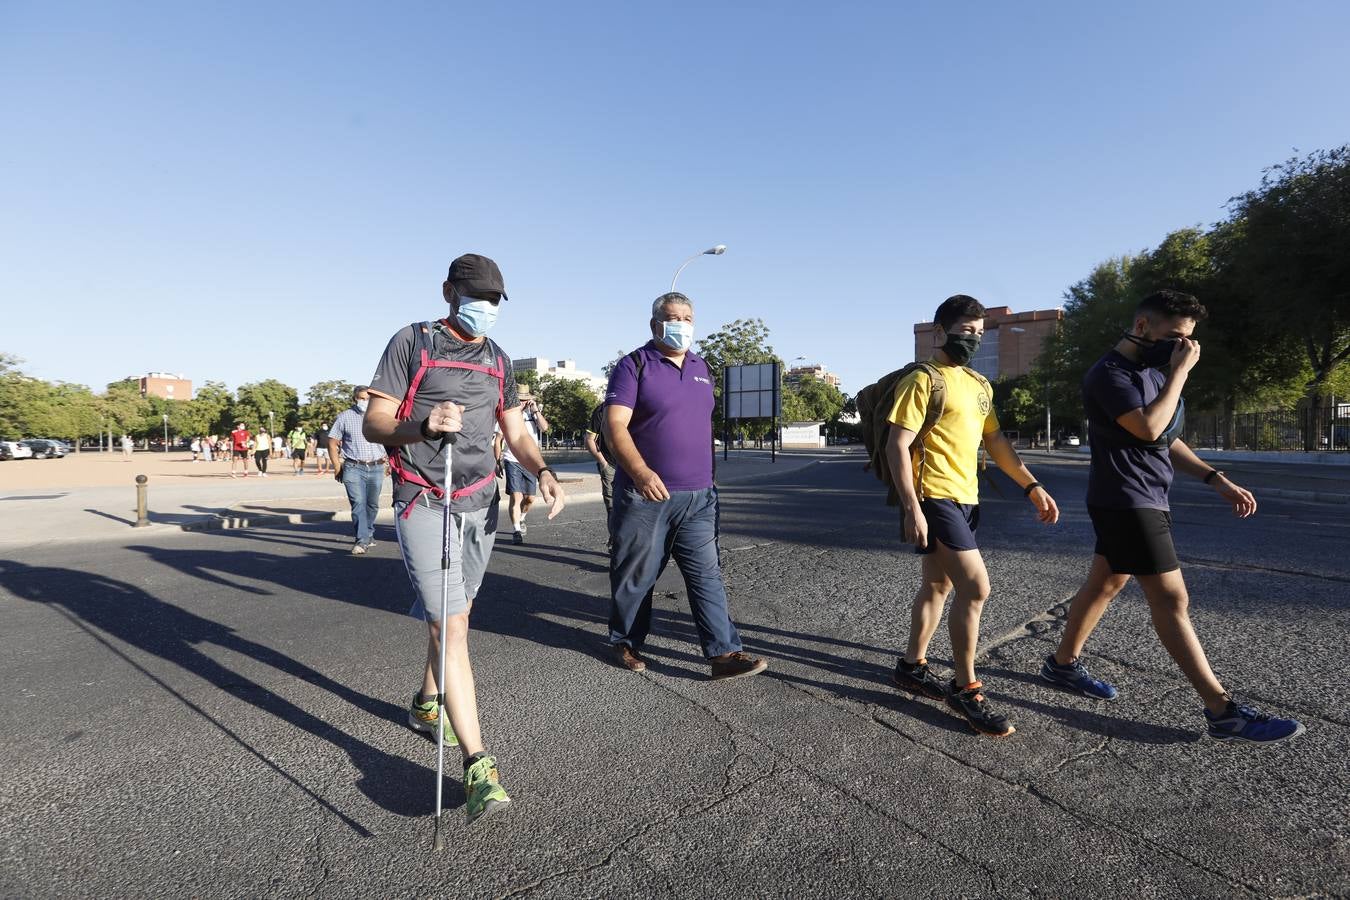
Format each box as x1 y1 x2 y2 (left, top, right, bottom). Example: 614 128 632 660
1055 554 1130 664
1136 569 1228 714
936 543 992 687
420 612 484 758
904 552 952 664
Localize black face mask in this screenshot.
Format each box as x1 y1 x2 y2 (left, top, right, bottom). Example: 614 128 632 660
942 333 982 365
1122 332 1176 369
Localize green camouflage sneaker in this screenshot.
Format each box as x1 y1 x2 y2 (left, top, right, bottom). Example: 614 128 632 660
464 755 511 825
407 693 458 747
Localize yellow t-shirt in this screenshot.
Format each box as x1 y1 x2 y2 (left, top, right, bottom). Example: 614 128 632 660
886 363 998 504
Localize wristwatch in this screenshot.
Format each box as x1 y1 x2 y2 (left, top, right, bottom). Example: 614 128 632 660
1203 469 1224 485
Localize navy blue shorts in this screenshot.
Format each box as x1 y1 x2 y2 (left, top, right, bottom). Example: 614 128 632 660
503 460 537 496
1088 505 1179 575
913 498 980 555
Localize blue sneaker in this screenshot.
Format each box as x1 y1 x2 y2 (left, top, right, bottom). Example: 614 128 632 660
1040 654 1119 701
1205 699 1305 743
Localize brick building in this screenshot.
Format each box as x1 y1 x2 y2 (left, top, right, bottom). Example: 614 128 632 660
785 364 842 390
134 372 193 401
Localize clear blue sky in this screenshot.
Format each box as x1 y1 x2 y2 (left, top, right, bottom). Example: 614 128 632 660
3 1 1347 400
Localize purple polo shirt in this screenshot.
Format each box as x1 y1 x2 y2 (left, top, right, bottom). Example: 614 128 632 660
606 341 715 493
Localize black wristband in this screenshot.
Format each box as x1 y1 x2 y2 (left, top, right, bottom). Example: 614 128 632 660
1022 481 1043 496
537 466 556 480
1203 469 1223 485
420 416 439 441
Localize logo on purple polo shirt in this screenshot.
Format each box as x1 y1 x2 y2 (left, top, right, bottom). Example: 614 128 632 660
694 375 711 384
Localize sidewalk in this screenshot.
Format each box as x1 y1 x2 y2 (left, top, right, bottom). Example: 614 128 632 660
0 450 823 549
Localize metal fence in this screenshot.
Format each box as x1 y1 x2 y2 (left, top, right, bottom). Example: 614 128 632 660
1182 406 1350 452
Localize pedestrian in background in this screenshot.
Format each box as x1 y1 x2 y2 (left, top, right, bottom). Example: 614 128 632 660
230 423 250 477
315 425 332 475
603 292 766 681
190 437 201 462
327 387 386 554
254 427 271 477
498 385 549 544
584 400 616 549
121 433 132 460
289 425 308 474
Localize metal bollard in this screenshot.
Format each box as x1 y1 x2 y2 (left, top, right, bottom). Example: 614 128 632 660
134 474 149 527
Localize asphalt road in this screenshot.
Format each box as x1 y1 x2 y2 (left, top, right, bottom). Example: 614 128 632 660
2 456 1347 898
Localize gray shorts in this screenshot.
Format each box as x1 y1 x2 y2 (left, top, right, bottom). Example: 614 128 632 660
395 496 499 621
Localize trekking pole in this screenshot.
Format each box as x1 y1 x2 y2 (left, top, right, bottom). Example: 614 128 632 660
433 437 452 851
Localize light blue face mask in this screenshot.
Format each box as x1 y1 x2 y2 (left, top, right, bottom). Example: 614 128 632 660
456 298 499 337
660 320 694 352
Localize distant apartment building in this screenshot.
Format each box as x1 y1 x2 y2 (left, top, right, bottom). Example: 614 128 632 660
912 306 1062 380
132 372 193 401
511 357 608 397
785 363 842 390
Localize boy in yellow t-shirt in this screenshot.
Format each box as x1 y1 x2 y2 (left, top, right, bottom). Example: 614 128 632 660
884 294 1060 737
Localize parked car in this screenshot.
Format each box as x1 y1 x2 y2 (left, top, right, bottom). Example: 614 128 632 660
22 439 68 459
1 439 33 460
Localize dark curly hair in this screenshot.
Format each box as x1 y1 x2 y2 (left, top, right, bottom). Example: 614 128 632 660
1136 289 1207 323
934 294 986 332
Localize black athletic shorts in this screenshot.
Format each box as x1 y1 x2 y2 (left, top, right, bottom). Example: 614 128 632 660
1087 505 1180 576
912 498 980 555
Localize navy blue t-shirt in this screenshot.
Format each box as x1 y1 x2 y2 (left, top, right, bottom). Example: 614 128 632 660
1083 350 1173 510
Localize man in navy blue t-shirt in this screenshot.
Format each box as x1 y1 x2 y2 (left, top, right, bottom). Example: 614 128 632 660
1038 290 1303 744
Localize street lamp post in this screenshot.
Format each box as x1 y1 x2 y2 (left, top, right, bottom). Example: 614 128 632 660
670 244 726 292
268 410 275 440
162 414 169 452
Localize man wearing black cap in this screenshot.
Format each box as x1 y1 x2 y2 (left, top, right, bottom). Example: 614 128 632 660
363 253 565 825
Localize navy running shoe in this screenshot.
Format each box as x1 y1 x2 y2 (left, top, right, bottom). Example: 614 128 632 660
1041 654 1119 701
1205 699 1305 743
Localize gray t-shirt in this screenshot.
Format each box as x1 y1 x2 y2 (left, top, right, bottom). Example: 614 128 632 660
369 321 519 512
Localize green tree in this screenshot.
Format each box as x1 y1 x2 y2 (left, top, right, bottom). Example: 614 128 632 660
300 380 356 431
234 379 299 434
187 381 235 436
696 318 781 440
99 380 151 438
1227 146 1350 445
514 368 540 394
536 375 599 438
993 376 1042 432
782 374 845 423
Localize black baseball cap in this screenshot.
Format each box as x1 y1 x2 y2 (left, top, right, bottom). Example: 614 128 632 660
446 253 509 302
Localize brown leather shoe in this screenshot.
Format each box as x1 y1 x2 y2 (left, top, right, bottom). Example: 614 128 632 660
612 644 647 672
710 651 767 681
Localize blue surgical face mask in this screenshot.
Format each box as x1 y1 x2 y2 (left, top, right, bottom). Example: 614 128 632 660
456 298 499 337
356 399 369 412
660 320 694 352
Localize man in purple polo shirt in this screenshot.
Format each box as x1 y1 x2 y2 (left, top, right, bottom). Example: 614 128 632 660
603 292 767 680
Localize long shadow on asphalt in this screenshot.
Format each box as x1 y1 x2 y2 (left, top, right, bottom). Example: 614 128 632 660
980 666 1198 744
0 558 458 830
